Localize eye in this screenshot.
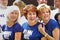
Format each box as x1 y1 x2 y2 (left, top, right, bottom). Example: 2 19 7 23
15 12 18 15
33 12 36 15
28 13 31 15
11 12 14 14
46 11 49 13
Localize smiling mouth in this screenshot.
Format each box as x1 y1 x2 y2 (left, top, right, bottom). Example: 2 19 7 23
30 18 35 20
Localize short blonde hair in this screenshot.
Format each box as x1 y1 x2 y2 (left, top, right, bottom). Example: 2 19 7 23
37 4 51 14
13 0 26 8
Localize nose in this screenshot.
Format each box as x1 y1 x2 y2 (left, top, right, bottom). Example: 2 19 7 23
13 13 16 17
44 12 48 16
31 14 34 17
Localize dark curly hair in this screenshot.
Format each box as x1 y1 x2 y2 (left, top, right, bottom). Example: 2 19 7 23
54 13 60 22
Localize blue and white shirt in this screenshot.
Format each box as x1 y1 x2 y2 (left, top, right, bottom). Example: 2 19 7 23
22 22 43 40
2 23 23 40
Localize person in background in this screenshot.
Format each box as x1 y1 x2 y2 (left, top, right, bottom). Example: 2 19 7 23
54 13 60 40
2 5 23 40
0 0 8 40
0 0 8 8
54 13 60 29
37 4 59 40
22 4 43 40
50 0 60 20
13 0 27 26
13 0 26 16
0 0 8 27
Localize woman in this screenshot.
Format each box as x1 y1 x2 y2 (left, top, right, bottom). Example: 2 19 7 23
0 0 8 27
13 0 26 16
13 0 27 26
54 13 60 40
22 4 43 40
0 0 8 40
54 13 60 29
2 5 23 40
37 4 59 40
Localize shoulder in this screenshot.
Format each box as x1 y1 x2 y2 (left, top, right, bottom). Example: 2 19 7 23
49 19 58 25
22 22 28 26
14 23 21 27
14 23 23 32
49 19 59 30
22 22 28 29
48 19 58 27
14 23 23 29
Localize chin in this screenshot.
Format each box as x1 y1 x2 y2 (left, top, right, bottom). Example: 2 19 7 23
11 19 16 22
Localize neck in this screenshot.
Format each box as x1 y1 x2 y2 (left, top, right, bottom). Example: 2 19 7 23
28 20 37 26
43 19 50 25
7 21 15 27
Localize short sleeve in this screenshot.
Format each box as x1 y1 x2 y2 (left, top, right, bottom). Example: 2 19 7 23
22 22 28 29
14 23 23 32
51 20 59 31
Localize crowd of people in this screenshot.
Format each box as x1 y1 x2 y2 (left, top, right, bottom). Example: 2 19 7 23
0 0 60 40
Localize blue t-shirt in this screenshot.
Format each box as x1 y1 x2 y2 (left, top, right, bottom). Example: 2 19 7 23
2 23 23 40
22 22 43 40
58 24 60 29
45 19 59 37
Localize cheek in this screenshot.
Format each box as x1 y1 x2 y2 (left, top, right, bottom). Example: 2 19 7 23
13 15 18 20
35 15 37 18
38 13 41 17
44 13 50 17
15 15 18 17
41 14 45 19
8 15 12 20
27 15 30 20
16 15 18 19
38 14 42 19
46 13 50 16
58 16 60 20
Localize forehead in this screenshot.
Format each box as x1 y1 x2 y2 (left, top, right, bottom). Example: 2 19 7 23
27 11 36 14
12 10 19 12
9 10 19 14
40 7 49 11
54 0 60 2
41 8 49 12
27 11 37 15
37 0 47 1
28 11 36 13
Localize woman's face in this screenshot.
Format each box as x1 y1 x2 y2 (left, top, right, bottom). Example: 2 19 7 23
27 11 37 23
58 15 60 23
8 10 19 22
39 9 50 23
